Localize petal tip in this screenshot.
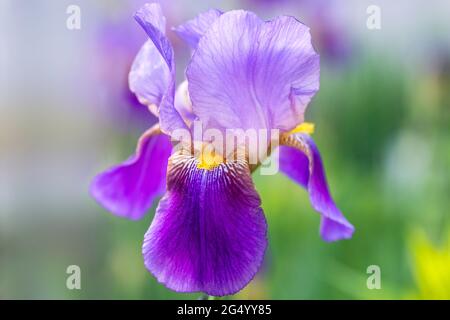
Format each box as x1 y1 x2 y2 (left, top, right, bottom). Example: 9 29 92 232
320 217 355 242
89 172 145 221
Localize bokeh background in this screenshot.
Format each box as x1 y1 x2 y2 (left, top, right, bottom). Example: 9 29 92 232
1 0 449 299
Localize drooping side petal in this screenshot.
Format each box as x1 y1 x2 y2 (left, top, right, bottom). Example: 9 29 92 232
173 9 222 49
280 133 354 241
134 3 171 69
90 125 172 220
279 145 309 188
130 3 187 133
186 10 320 133
143 152 267 296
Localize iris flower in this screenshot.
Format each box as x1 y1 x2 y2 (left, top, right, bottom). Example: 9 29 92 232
90 3 354 296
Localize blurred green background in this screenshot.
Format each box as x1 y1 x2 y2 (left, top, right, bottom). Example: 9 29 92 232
0 0 449 299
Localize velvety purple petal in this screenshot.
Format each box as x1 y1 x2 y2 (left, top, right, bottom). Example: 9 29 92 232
130 3 187 133
90 126 172 220
279 145 309 188
143 153 267 296
280 134 354 241
186 10 320 132
173 9 222 48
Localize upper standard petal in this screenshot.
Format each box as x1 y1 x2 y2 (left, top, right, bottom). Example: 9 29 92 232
173 9 222 49
130 3 187 134
186 10 320 133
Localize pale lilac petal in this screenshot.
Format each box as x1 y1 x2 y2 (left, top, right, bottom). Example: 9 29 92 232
90 127 172 220
174 80 196 125
280 134 354 241
129 39 171 109
130 3 187 133
143 153 267 296
134 3 171 67
186 10 319 132
173 9 222 48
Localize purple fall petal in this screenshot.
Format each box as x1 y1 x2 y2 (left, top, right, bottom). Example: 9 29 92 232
279 145 309 188
143 152 267 296
130 3 187 134
280 134 354 241
90 126 172 220
173 9 222 49
186 10 320 133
